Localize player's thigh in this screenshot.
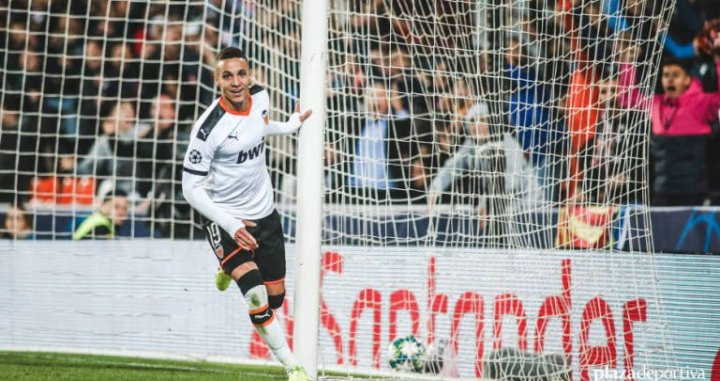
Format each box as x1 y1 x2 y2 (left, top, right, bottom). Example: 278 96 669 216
253 210 287 286
203 221 254 275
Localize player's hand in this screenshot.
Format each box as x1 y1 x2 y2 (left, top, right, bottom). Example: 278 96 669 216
299 109 312 122
294 103 312 122
233 220 258 251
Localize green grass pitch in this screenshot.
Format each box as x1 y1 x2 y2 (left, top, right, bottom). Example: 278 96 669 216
0 351 289 381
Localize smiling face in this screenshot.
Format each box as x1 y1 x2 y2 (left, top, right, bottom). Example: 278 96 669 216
215 57 252 111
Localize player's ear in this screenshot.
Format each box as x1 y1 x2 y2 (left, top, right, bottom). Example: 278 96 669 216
214 60 224 86
214 68 221 87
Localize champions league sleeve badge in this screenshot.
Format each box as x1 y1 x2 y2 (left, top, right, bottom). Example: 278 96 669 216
262 109 269 125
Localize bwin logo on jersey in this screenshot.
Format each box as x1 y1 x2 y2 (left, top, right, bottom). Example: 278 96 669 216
236 138 266 164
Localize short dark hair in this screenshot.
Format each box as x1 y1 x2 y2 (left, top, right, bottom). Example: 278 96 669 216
217 47 248 65
103 189 128 204
661 56 690 75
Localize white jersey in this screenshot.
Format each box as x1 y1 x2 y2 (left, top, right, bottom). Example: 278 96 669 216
184 87 274 219
181 85 303 236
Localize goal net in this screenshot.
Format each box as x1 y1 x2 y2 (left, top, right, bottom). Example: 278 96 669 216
318 0 677 379
0 0 682 379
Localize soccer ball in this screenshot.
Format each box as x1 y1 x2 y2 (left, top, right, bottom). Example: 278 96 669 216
387 335 426 373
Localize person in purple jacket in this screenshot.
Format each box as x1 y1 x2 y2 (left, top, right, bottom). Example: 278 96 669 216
620 53 720 205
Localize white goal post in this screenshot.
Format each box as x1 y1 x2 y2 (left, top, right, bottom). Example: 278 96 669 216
295 0 329 378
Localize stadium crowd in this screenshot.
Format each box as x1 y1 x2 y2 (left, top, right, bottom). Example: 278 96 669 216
1 0 720 240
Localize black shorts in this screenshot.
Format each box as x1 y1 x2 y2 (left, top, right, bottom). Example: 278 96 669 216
203 209 286 284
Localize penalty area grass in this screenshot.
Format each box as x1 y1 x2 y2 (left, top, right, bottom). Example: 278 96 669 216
0 351 288 381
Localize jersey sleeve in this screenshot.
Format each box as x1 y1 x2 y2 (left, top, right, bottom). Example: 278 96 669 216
259 89 306 136
267 114 303 136
183 118 218 176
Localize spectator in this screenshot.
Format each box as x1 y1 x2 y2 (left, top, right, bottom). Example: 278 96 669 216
347 81 409 200
504 38 556 168
665 0 704 59
392 117 434 201
136 94 188 197
0 107 36 204
5 49 43 113
502 38 561 201
695 20 720 202
103 42 140 100
76 101 149 198
576 77 645 205
1 52 49 199
0 205 33 240
76 39 106 155
140 94 196 238
621 54 720 205
428 102 542 211
73 190 129 240
388 46 429 114
140 15 210 120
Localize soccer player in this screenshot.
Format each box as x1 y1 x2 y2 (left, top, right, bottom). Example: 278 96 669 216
181 47 312 381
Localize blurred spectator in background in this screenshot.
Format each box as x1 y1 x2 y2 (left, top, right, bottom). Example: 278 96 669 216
73 190 128 240
388 46 429 114
503 38 559 201
428 102 541 215
76 101 145 198
103 42 140 100
347 81 409 200
665 0 719 59
0 205 33 240
136 94 188 197
76 39 105 155
575 77 645 205
504 39 555 166
622 51 720 205
0 107 34 204
392 116 433 201
140 14 211 120
693 19 720 202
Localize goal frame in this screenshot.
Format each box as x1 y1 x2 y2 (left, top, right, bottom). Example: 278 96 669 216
294 0 330 378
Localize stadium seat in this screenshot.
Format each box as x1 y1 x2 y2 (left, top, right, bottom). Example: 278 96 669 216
58 177 96 205
31 176 96 205
30 177 60 203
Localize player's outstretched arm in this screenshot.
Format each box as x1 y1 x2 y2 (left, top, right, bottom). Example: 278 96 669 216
266 109 312 136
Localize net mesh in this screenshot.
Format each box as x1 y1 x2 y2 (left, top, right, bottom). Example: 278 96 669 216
319 1 676 377
0 0 680 379
322 0 671 250
0 0 302 239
